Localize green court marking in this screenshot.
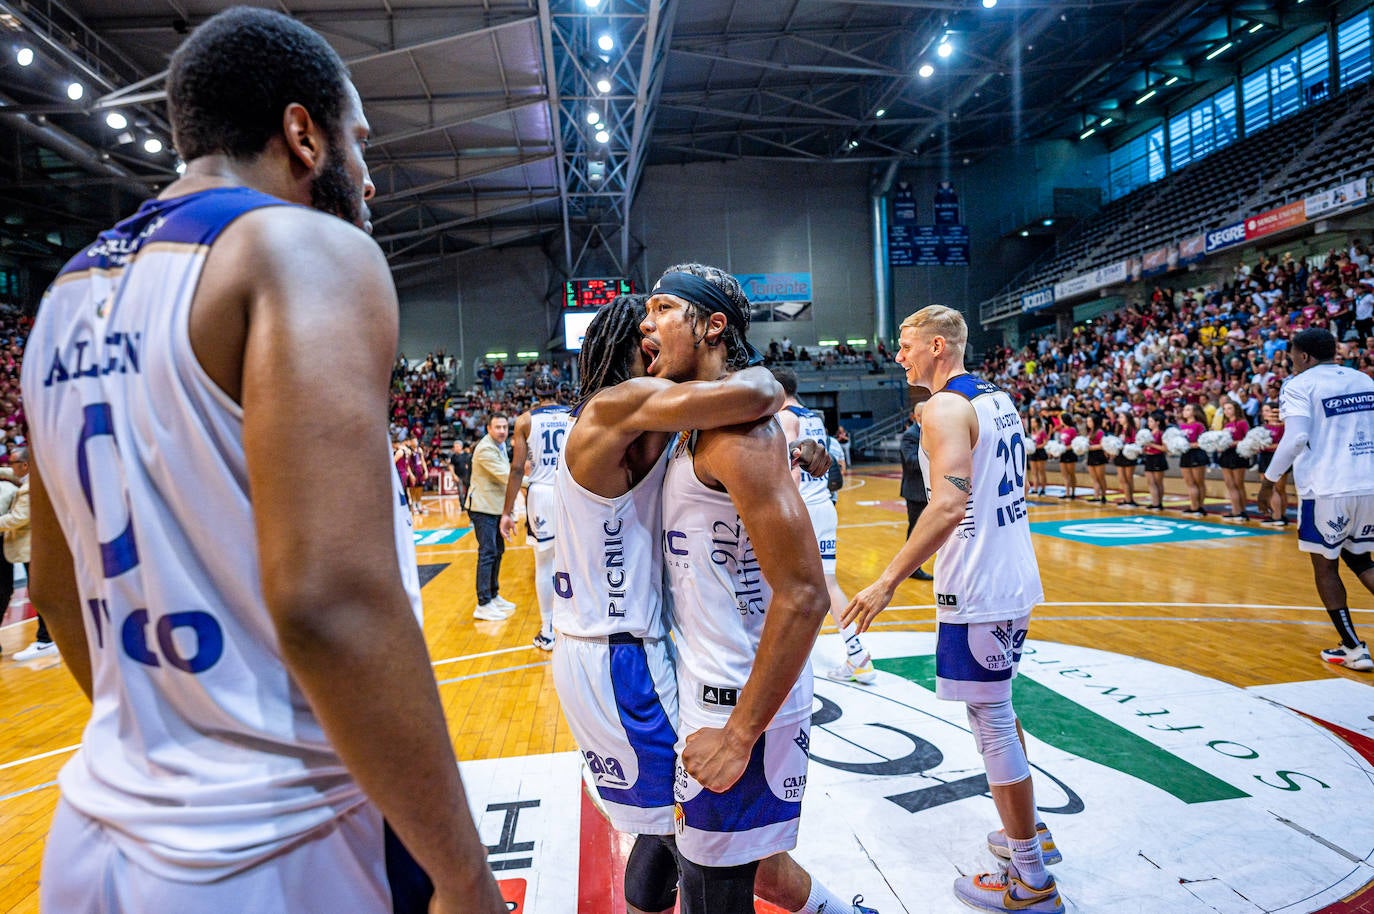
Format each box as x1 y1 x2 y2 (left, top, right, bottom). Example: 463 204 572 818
413 527 472 546
875 655 1249 804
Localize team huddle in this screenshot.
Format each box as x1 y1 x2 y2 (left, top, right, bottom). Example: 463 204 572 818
501 267 1064 914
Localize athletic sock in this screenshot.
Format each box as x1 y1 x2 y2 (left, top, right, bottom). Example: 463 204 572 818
793 878 850 914
1009 834 1049 889
840 623 866 662
1328 607 1360 648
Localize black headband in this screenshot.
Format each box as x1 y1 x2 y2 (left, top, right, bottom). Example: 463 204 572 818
651 271 764 366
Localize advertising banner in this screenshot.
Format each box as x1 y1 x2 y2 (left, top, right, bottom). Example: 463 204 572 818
1204 221 1246 254
1020 287 1055 313
1244 201 1306 241
1305 178 1369 220
1178 234 1206 265
1053 260 1129 300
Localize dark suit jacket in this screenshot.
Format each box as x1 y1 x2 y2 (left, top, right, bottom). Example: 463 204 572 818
900 421 927 503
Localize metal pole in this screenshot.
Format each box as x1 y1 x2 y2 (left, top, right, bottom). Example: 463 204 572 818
871 192 892 345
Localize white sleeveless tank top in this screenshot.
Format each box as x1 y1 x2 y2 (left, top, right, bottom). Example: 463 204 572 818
783 404 832 507
526 403 573 488
550 424 670 639
661 434 813 732
919 374 1044 623
21 187 424 879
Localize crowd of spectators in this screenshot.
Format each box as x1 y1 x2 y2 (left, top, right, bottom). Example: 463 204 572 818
0 305 29 453
980 242 1374 519
763 337 892 373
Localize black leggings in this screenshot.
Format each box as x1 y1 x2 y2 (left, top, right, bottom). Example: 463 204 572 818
625 835 680 913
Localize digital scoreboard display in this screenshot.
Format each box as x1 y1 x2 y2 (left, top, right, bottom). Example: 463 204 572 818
565 278 634 309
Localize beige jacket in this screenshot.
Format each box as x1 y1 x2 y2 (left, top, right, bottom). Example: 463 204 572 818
467 435 511 516
0 478 30 564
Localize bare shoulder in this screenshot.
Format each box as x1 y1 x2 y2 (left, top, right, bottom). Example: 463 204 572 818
215 206 389 297
698 416 780 463
924 390 976 424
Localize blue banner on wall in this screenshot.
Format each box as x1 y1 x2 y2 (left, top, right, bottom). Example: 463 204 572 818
888 182 918 266
738 272 811 304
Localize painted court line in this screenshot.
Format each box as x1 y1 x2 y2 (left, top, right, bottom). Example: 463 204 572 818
431 644 535 669
435 661 549 686
880 601 1373 613
0 744 80 774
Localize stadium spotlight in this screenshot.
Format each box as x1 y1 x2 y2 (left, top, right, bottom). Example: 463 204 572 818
584 0 602 7
1042 218 1055 226
875 108 887 118
586 108 601 125
66 81 84 101
1135 89 1156 105
597 33 614 52
595 128 610 144
937 39 953 59
848 139 859 149
918 63 935 78
16 47 34 67
595 72 612 94
1019 230 1030 237
105 111 128 130
982 0 997 7
143 137 163 154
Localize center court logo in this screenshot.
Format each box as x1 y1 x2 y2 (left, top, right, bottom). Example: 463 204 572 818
1031 515 1281 546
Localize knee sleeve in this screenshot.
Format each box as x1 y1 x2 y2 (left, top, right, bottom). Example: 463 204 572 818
674 853 759 914
624 835 679 913
1341 549 1374 576
966 699 1030 787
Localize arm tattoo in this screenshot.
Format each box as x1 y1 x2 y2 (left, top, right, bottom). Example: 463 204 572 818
944 474 972 494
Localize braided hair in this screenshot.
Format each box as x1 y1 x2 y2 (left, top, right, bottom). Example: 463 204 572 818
659 262 753 370
577 294 648 407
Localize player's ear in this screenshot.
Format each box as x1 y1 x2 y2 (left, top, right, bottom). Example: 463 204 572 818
704 312 728 346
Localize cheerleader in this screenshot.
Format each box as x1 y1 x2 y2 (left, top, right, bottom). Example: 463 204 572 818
1112 412 1140 508
1027 415 1050 496
1217 399 1251 522
1255 402 1289 527
1085 412 1110 503
1052 411 1079 499
1142 411 1169 510
1176 402 1209 517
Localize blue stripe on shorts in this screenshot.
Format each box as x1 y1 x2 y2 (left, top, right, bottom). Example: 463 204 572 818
600 636 677 811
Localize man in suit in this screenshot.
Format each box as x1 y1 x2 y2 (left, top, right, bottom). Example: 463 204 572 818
900 403 934 581
468 414 514 621
3 448 46 659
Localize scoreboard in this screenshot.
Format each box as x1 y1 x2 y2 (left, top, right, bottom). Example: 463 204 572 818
565 278 634 309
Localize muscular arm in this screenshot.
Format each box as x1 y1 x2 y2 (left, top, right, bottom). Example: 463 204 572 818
233 211 501 905
500 412 531 538
774 406 804 485
1263 414 1309 482
843 394 976 633
27 464 92 700
568 367 785 498
681 420 829 791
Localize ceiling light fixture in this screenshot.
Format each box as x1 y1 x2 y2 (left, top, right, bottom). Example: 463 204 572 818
597 33 614 52
586 108 601 125
66 81 84 101
105 111 128 130
1100 117 1113 126
848 139 859 149
1079 127 1096 139
594 128 610 144
875 108 886 118
595 73 612 93
175 162 186 174
918 63 935 78
1205 41 1233 61
982 0 997 8
1135 89 1156 105
1248 22 1264 33
1164 76 1179 86
937 40 953 59
143 137 163 154
16 47 33 67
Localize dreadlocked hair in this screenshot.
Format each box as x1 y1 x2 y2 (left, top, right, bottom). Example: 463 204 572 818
577 294 648 407
660 262 752 370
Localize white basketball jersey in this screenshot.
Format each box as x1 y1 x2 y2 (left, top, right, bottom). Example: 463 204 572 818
919 374 1044 624
21 187 424 879
783 404 832 507
526 404 573 488
1277 363 1374 499
550 432 670 639
661 435 813 732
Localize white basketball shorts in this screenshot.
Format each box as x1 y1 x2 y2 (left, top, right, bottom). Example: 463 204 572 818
525 482 556 550
934 614 1031 703
551 632 680 835
1297 495 1374 559
673 720 810 868
805 498 838 576
42 798 431 913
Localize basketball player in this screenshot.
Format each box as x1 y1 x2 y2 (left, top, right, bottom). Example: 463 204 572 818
1262 328 1374 672
21 9 503 913
770 366 876 684
844 306 1063 913
648 265 877 914
500 373 572 650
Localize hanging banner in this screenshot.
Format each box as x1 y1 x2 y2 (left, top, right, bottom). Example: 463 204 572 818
1244 201 1306 241
1178 234 1206 265
1021 287 1055 313
1305 178 1369 220
933 181 960 226
1204 221 1246 254
888 182 917 267
1053 260 1129 301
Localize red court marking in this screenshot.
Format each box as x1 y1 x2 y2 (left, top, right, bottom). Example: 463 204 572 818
499 878 528 912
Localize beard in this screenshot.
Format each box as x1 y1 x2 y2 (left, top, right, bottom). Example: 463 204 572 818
310 148 368 231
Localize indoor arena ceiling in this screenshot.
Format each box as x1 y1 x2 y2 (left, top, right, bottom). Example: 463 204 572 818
0 0 1345 282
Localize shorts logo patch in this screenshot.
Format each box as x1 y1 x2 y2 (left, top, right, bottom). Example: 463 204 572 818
1328 514 1350 534
937 593 959 607
794 729 810 754
701 685 738 707
991 625 1012 650
673 803 685 834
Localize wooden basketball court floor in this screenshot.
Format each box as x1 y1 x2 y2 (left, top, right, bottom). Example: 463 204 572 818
0 467 1371 913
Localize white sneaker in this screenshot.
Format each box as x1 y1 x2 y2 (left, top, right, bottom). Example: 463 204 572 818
825 655 877 685
492 595 516 610
532 631 555 651
13 640 59 662
474 602 510 622
1321 641 1373 672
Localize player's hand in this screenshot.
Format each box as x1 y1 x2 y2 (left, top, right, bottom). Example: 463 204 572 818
789 439 831 477
681 726 752 793
842 580 896 635
498 515 515 541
